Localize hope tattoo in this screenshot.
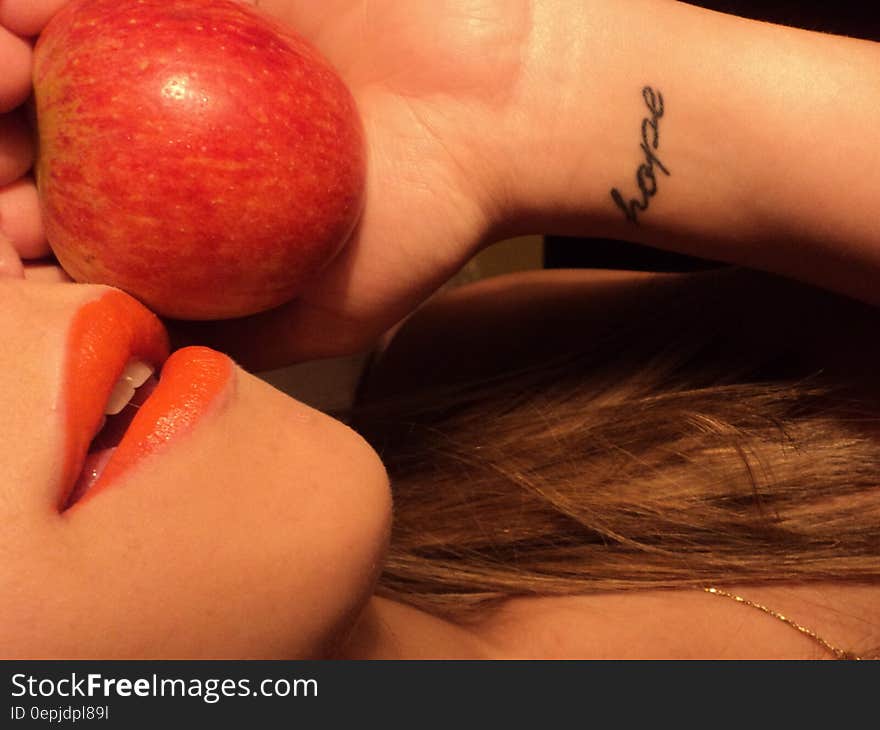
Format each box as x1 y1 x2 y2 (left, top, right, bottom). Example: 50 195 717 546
610 86 670 224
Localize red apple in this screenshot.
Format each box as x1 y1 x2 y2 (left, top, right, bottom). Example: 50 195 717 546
33 0 366 320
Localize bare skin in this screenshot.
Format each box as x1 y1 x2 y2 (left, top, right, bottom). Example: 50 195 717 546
0 278 391 659
1 1 879 658
351 267 880 660
7 1 880 363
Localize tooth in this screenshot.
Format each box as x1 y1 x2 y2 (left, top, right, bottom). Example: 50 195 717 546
121 360 154 388
103 360 155 416
105 379 136 415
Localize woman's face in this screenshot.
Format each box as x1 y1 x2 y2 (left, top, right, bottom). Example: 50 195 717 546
0 276 391 658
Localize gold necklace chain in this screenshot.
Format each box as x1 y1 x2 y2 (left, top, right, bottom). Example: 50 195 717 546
703 587 861 660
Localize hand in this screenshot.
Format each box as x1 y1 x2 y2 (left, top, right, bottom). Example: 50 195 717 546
0 0 69 278
173 0 531 369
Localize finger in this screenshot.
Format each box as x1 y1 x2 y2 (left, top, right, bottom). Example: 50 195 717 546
0 25 31 114
0 110 34 185
23 258 71 283
0 177 49 259
167 295 376 372
1 0 257 38
0 0 69 37
0 231 24 278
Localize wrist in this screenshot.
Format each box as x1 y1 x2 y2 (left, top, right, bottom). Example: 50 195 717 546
494 0 771 246
488 0 779 244
487 0 681 240
487 0 880 307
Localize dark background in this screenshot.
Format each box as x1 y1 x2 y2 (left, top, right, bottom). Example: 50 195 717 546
543 0 880 273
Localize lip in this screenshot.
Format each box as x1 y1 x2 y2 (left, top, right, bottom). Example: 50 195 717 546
60 290 233 511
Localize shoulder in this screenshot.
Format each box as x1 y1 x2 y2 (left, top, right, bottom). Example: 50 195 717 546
474 583 880 659
362 266 880 399
363 268 684 397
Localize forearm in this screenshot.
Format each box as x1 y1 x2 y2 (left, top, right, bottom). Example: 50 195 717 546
494 0 880 305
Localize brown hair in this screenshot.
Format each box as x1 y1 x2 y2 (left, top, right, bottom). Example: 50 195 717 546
349 267 880 644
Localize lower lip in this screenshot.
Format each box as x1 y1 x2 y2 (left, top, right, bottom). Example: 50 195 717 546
65 346 234 510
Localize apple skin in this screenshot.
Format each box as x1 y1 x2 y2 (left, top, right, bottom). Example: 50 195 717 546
33 0 366 320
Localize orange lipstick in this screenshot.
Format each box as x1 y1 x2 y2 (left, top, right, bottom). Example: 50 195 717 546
62 290 233 510
80 345 234 505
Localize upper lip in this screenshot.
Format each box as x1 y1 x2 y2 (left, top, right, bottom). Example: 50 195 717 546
59 288 170 511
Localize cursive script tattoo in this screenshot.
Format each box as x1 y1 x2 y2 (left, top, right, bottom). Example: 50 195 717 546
610 86 670 224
